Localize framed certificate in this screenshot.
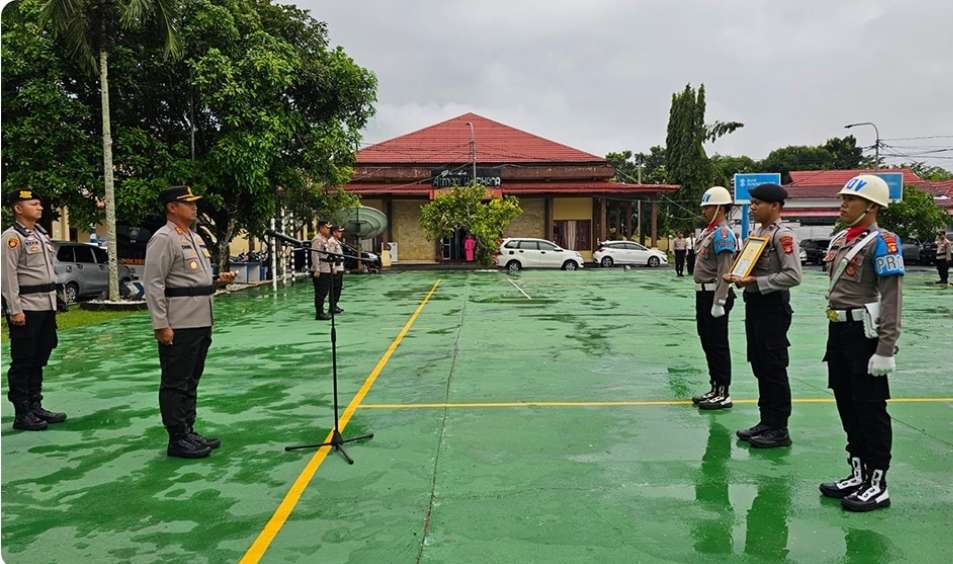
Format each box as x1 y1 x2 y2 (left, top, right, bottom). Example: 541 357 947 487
729 236 769 278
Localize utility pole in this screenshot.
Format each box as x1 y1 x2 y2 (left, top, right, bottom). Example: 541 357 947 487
466 121 477 182
845 121 881 167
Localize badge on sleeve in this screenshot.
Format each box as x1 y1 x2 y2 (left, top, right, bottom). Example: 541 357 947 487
8 238 19 249
873 231 905 277
780 235 794 255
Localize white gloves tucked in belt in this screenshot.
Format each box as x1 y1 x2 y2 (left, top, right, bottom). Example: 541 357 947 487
710 304 726 318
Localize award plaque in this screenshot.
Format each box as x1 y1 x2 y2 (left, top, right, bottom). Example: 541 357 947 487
729 236 770 278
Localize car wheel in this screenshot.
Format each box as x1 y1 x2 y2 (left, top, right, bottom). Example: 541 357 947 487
506 260 522 273
562 261 579 271
64 282 79 305
600 256 614 268
648 256 660 267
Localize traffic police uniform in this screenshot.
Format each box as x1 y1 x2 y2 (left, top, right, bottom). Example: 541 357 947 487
692 186 738 410
2 189 67 430
311 222 332 320
328 227 345 314
144 186 220 458
735 184 802 448
818 175 902 512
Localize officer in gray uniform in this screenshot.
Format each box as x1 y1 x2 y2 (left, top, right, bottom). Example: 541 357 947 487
144 186 236 458
311 221 332 320
328 225 345 314
2 189 67 431
727 184 802 448
818 175 902 512
692 186 738 411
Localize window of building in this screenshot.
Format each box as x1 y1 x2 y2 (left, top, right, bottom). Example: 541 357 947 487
553 220 591 251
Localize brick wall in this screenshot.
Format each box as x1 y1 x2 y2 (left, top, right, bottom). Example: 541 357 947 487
392 199 435 261
504 197 546 239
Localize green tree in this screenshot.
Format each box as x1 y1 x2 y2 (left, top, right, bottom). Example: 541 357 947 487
41 0 180 300
760 136 871 181
906 162 953 181
606 146 668 184
664 84 713 232
878 186 949 242
419 185 522 266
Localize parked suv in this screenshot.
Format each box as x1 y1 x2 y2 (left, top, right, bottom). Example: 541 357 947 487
53 242 136 303
799 238 831 265
497 238 585 272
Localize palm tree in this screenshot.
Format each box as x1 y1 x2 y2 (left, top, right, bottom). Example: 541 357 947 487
42 0 179 301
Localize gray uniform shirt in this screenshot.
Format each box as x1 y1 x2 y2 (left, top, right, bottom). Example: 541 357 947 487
328 237 344 273
311 234 331 274
2 223 57 314
936 237 952 261
143 221 214 330
825 224 903 357
746 220 803 294
693 222 737 306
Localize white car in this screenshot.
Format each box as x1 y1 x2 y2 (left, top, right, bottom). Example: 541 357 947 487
593 240 668 268
497 238 585 272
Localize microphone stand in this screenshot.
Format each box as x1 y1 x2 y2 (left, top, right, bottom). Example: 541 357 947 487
266 229 373 464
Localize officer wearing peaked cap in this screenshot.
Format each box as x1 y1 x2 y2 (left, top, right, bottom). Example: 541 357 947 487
2 189 68 431
818 174 902 512
144 186 237 459
726 183 802 448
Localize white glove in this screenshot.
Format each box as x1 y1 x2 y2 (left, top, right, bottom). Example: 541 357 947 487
710 304 726 318
868 354 895 377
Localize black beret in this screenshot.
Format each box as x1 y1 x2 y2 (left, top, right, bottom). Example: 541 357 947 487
7 188 40 205
331 224 343 232
317 220 330 228
159 185 202 205
749 183 788 203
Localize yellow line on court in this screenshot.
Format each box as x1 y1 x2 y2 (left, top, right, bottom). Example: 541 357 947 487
359 397 953 410
240 280 441 564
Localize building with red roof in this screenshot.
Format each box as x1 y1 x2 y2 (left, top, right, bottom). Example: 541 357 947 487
345 113 679 262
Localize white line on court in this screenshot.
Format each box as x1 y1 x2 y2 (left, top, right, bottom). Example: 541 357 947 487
505 276 532 300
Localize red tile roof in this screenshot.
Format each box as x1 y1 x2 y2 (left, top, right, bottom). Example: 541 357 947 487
344 181 679 197
788 168 923 187
357 113 605 164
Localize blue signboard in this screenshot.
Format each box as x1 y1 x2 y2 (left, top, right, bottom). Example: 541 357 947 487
733 173 782 204
873 172 904 202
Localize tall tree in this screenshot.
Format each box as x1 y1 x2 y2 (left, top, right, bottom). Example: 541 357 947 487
664 84 712 232
41 0 180 300
877 186 949 242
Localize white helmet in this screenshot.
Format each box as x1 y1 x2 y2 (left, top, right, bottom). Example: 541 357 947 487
700 186 733 207
838 174 890 208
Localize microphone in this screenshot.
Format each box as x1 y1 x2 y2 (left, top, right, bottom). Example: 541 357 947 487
264 228 305 248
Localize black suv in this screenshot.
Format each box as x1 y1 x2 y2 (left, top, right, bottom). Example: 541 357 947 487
799 238 830 265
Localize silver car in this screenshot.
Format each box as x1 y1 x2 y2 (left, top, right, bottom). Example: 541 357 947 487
53 242 136 303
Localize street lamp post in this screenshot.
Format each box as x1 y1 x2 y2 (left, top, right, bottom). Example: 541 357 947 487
844 122 881 167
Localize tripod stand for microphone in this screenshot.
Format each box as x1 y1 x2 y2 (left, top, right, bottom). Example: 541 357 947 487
281 239 373 464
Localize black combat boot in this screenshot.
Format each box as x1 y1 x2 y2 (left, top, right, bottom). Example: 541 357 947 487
749 427 792 448
698 386 733 410
820 456 865 499
13 411 48 431
316 311 331 321
167 430 212 459
31 402 67 424
187 427 221 450
842 467 890 512
736 422 772 441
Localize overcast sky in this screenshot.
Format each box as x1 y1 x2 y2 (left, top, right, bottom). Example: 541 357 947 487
302 0 953 168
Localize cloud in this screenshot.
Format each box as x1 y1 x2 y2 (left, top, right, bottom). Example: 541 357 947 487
301 0 953 167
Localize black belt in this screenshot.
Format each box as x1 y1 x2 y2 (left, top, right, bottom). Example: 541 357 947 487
20 283 57 294
164 285 214 297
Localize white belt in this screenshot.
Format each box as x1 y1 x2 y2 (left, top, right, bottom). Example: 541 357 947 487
695 282 717 291
826 308 866 322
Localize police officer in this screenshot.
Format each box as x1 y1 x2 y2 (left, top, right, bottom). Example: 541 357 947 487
144 186 237 458
726 184 802 448
934 230 950 285
311 221 332 320
818 175 902 512
328 225 345 314
2 189 67 431
691 186 738 410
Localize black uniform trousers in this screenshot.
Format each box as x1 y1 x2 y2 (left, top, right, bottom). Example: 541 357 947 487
6 310 58 413
696 290 735 389
674 250 687 275
158 327 212 438
312 273 331 315
937 259 949 283
743 291 793 428
331 272 344 309
824 320 892 469
686 250 696 275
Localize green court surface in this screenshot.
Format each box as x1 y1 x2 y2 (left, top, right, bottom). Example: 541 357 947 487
2 267 952 563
